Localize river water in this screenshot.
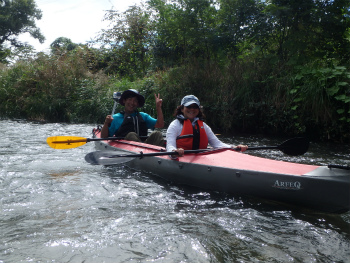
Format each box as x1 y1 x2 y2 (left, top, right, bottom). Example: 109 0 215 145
0 120 349 263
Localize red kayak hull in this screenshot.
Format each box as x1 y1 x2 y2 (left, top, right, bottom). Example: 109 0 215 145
93 131 350 213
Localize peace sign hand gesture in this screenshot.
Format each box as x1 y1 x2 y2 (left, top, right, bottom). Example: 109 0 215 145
154 93 163 109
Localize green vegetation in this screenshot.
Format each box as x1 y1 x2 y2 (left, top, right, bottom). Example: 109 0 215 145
0 0 44 63
0 0 349 142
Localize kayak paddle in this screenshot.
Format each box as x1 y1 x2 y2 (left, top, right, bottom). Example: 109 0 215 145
46 136 148 149
85 149 209 165
84 137 309 165
46 134 201 149
48 135 308 156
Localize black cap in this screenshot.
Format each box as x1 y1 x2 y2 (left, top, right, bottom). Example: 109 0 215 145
119 89 145 107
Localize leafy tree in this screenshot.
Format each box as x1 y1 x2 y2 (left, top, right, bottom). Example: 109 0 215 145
93 4 154 77
0 0 45 63
312 0 350 62
216 0 263 57
148 0 218 64
50 37 78 54
260 0 350 63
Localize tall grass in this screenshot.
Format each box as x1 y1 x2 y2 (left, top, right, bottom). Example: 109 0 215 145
153 58 295 135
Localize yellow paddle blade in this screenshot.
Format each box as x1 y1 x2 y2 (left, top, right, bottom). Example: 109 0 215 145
46 136 88 149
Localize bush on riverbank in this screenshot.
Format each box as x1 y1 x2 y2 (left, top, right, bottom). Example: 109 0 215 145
0 48 110 123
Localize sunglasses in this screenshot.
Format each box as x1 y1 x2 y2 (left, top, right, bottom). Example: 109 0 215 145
186 104 199 109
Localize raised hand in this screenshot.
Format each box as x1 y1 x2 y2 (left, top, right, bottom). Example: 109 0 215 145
154 93 163 108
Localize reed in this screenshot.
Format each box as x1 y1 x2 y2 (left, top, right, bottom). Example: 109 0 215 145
153 58 295 134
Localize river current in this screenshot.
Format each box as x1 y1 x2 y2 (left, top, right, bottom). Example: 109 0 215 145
0 120 349 262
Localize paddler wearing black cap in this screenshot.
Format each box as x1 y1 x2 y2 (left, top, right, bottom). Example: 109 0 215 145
101 89 165 146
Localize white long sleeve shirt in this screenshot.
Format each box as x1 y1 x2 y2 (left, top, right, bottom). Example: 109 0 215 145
166 118 231 152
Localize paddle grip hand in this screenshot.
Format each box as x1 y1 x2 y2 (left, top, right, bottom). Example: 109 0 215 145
232 145 248 152
170 148 184 159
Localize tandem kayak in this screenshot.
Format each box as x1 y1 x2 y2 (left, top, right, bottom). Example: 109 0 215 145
87 129 350 214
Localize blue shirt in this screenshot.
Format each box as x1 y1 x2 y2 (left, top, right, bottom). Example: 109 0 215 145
108 111 157 137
